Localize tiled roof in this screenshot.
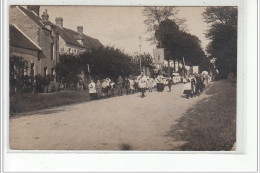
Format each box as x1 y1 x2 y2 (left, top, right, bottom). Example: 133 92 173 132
62 28 103 49
10 24 41 51
82 34 103 50
17 6 45 28
52 25 85 48
17 5 103 50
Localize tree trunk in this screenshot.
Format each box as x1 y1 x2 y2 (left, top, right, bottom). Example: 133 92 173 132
177 60 180 72
167 60 170 76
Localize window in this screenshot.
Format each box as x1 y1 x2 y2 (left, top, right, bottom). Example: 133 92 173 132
50 43 54 59
51 68 54 76
44 67 47 78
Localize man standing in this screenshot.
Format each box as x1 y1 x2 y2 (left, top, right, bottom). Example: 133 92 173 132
117 76 124 96
137 71 148 98
96 79 102 99
124 76 130 95
167 77 173 92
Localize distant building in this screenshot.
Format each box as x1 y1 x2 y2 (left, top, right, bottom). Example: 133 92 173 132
9 6 59 78
39 10 103 55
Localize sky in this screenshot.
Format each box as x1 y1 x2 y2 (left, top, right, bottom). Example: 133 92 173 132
40 6 210 55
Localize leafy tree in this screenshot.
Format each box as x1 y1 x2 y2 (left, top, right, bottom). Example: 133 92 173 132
79 46 138 81
55 53 82 87
203 7 237 78
155 19 206 75
132 52 156 76
154 19 182 73
142 7 187 44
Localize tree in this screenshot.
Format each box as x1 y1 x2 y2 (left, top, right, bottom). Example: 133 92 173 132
79 46 138 81
55 53 82 87
142 7 187 44
155 19 206 75
203 7 237 78
132 53 156 76
154 19 182 74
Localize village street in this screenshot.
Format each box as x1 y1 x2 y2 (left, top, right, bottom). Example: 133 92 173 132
9 82 215 150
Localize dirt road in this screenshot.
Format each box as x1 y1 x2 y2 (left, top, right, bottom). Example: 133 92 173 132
10 83 213 150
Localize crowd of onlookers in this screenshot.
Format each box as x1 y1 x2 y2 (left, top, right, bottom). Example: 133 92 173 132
87 71 210 100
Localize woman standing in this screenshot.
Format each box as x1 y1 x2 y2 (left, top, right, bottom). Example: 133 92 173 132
88 79 97 100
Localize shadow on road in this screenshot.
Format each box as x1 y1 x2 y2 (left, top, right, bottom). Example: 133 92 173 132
166 81 236 151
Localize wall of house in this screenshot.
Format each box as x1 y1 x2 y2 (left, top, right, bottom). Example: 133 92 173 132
10 46 58 78
9 6 59 77
10 46 39 76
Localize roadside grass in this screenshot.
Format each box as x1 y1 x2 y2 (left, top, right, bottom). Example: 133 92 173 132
9 87 136 117
10 90 91 116
167 80 236 151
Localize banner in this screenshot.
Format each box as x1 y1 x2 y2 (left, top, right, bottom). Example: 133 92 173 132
153 48 165 64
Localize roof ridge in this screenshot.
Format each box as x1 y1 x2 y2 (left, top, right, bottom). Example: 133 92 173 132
17 6 45 27
11 24 42 50
16 6 27 16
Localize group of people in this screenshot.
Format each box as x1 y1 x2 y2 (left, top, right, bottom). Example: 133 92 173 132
87 71 177 100
183 74 207 99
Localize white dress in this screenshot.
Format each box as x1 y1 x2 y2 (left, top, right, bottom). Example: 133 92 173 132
138 75 148 88
88 82 97 93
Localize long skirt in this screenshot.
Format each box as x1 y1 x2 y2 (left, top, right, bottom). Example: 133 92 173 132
157 83 164 92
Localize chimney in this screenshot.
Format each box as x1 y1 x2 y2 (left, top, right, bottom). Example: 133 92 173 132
55 17 63 29
27 5 40 16
41 9 49 23
77 26 83 35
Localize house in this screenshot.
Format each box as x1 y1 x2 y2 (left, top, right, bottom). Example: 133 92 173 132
9 5 59 79
52 17 103 55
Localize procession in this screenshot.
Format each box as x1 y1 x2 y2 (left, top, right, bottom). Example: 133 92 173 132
87 71 210 100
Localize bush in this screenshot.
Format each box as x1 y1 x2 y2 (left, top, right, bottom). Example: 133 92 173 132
35 74 55 93
9 55 31 94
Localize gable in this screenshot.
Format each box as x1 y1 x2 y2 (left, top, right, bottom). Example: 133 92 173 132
10 24 41 51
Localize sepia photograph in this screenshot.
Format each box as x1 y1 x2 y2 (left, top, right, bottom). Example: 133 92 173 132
8 5 237 151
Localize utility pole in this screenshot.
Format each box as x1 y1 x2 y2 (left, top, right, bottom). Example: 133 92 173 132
139 35 142 74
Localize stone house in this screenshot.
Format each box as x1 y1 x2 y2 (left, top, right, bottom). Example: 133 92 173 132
9 5 59 79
